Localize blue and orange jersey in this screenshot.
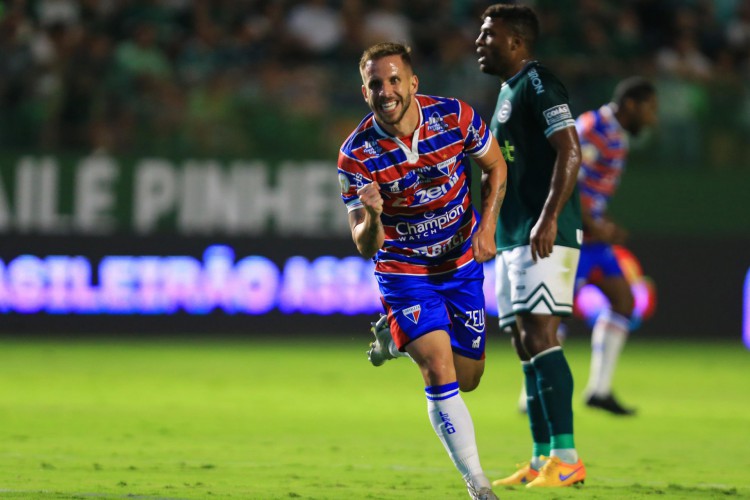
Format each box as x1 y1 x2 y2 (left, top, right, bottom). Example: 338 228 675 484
575 103 628 221
337 94 492 277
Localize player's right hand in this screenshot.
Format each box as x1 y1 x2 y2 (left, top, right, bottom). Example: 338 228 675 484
357 182 384 217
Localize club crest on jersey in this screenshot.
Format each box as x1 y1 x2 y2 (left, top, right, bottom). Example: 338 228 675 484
363 136 383 156
435 157 455 177
497 99 512 123
403 305 422 324
427 112 448 132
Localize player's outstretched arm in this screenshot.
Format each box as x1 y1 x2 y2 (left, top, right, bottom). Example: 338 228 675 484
472 135 507 263
530 126 581 261
348 183 385 259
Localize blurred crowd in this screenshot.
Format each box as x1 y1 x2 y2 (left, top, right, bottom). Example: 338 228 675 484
1 0 749 168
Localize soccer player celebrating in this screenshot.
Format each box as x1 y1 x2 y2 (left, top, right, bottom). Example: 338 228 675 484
475 4 586 488
338 42 507 500
576 77 659 415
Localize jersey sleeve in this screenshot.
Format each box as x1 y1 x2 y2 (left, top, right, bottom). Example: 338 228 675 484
337 150 372 213
456 99 492 158
526 68 576 138
575 111 602 169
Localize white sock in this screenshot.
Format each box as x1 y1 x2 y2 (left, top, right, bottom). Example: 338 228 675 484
551 448 579 464
530 455 547 470
587 309 629 396
425 382 490 489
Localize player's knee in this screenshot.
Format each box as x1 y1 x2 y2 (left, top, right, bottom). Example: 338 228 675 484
417 354 455 385
458 367 484 392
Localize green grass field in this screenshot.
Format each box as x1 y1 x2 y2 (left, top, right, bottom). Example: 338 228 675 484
0 335 748 499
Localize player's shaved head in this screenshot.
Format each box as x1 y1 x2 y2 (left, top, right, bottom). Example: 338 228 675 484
359 42 414 78
481 4 539 49
613 77 656 106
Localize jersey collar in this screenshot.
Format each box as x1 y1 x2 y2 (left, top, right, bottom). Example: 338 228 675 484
372 96 424 164
503 60 539 87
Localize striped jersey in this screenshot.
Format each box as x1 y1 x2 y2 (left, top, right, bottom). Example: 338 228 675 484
337 94 492 277
576 103 628 221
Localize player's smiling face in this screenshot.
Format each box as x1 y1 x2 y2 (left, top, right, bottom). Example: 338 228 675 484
476 18 518 80
361 55 418 130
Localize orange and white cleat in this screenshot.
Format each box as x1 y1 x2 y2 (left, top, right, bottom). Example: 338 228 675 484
492 461 539 486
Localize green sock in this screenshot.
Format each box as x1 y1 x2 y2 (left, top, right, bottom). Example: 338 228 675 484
522 361 550 462
532 347 575 449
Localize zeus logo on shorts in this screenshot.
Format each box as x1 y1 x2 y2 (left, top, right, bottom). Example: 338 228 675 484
463 308 485 333
403 304 422 324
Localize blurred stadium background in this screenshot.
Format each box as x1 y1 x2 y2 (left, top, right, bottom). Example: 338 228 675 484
1 0 748 339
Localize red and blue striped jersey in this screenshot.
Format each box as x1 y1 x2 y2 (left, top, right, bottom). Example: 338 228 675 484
576 103 628 220
337 94 492 277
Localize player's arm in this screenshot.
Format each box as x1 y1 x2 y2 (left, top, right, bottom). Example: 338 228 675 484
530 126 581 261
348 182 384 259
471 135 507 263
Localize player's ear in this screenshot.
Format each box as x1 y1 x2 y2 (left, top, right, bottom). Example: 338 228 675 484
510 34 522 52
361 84 368 102
411 74 419 93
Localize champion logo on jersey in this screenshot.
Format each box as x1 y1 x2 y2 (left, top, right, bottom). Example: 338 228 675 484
363 136 383 156
403 305 422 324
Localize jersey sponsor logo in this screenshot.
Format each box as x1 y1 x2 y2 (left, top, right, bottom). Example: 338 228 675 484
464 308 486 334
497 99 512 123
395 204 465 239
338 173 350 194
403 304 421 324
527 67 545 94
413 171 461 205
427 112 448 132
500 140 515 162
354 172 365 188
543 104 572 126
467 124 482 144
413 232 465 257
363 136 383 156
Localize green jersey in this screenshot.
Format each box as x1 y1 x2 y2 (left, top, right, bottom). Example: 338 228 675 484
490 61 582 251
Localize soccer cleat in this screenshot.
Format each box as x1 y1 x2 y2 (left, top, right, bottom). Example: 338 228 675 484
366 314 395 367
585 392 636 416
466 484 499 500
492 461 539 486
526 456 585 488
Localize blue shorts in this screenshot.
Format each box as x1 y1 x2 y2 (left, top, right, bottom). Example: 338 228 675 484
576 242 624 287
377 262 486 360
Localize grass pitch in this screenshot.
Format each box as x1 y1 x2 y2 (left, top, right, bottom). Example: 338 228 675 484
0 334 748 499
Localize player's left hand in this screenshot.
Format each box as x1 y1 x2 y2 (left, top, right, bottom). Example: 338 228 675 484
530 215 557 262
471 227 496 263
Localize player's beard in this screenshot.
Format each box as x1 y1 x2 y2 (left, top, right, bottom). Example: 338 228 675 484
376 91 412 126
